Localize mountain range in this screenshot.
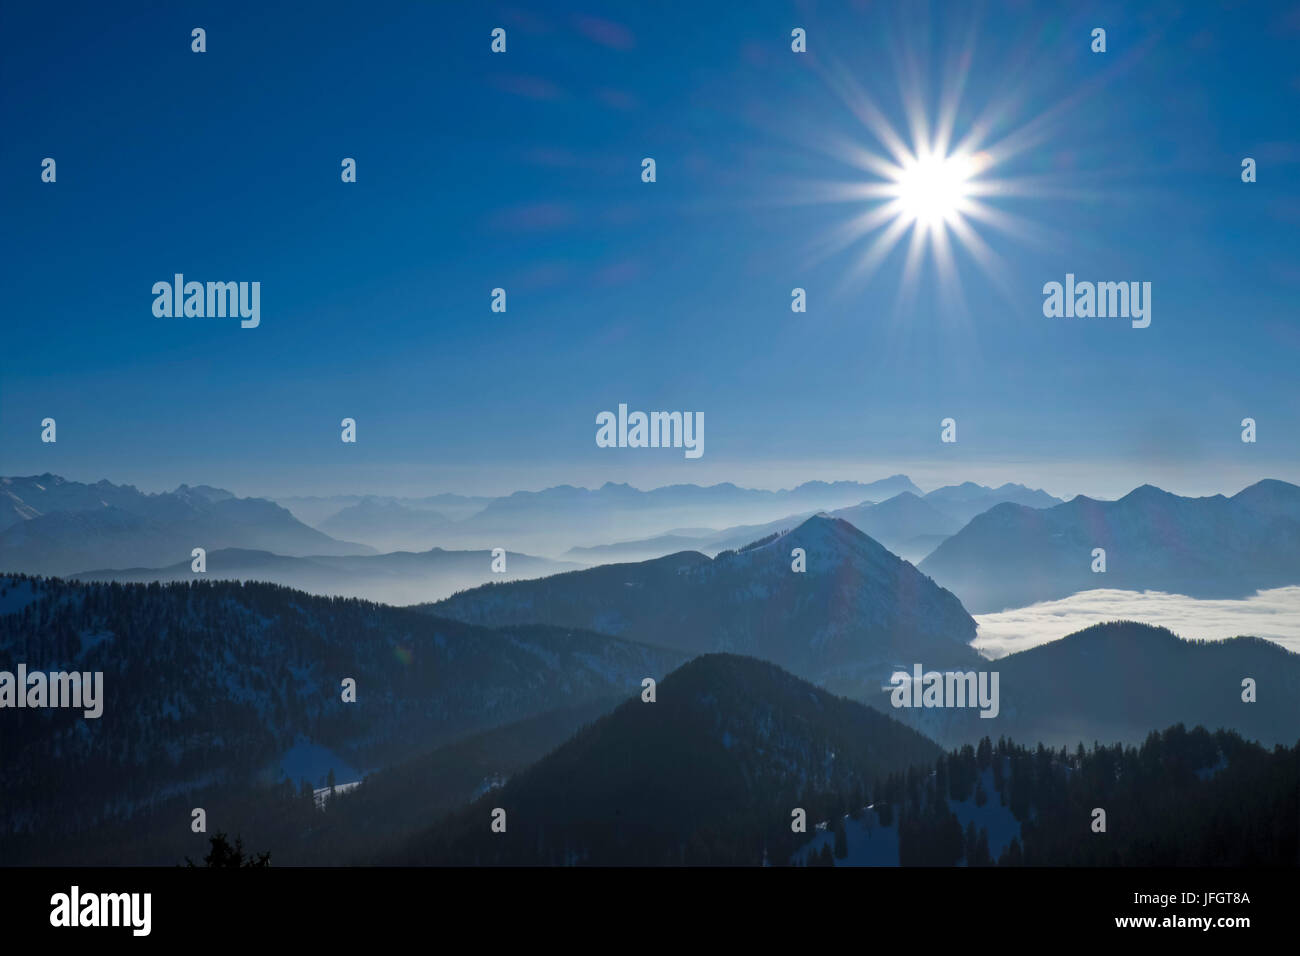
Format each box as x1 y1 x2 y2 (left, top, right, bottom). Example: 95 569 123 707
920 481 1063 524
275 492 493 527
288 476 926 556
0 473 1006 578
5 551 1298 864
418 507 1300 749
1 473 1064 583
387 657 1300 867
0 474 371 576
920 479 1300 612
565 484 1062 565
0 575 684 864
0 472 1067 605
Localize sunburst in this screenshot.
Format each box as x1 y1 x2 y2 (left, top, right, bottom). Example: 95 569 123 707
773 32 1101 314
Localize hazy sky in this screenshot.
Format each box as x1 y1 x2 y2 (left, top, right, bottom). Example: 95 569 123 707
3 1 1298 499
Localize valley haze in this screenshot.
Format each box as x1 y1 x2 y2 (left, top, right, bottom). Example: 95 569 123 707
6 471 1300 655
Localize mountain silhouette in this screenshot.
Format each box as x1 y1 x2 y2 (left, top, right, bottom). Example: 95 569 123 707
872 620 1300 748
919 480 1300 611
390 653 942 865
0 474 372 575
426 514 981 692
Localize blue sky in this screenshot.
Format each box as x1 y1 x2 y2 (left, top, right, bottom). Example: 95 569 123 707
2 0 1298 499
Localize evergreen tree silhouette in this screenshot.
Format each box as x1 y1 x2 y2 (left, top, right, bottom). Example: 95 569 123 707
185 832 271 867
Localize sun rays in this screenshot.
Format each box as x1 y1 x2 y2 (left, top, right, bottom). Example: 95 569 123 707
771 22 1108 318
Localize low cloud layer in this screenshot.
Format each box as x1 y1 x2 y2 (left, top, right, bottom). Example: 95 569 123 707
974 587 1300 659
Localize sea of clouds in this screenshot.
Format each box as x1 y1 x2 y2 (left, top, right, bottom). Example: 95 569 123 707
973 586 1300 659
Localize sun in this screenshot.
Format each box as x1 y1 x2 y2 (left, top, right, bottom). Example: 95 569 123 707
892 150 976 228
779 43 1075 307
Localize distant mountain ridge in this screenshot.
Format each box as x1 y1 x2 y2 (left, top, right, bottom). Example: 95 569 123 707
921 482 1063 524
426 476 924 554
564 484 1064 565
1 474 235 532
0 474 372 576
920 479 1300 612
3 474 1061 574
317 498 452 553
275 492 492 527
828 492 965 562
